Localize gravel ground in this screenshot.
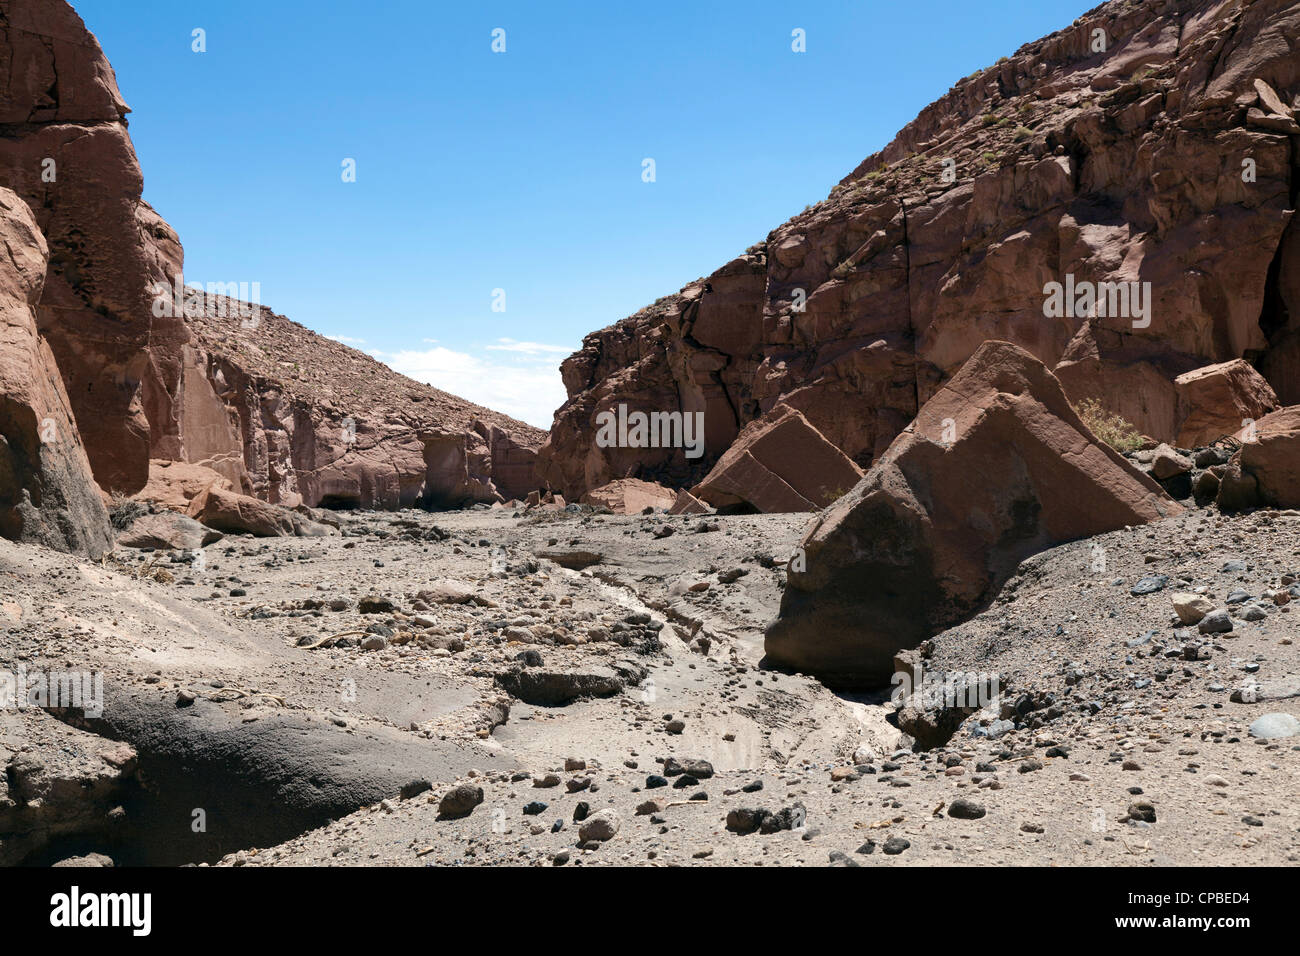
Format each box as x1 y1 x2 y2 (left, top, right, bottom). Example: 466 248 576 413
2 504 1296 866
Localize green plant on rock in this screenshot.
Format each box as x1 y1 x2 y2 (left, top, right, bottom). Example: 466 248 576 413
1074 398 1144 453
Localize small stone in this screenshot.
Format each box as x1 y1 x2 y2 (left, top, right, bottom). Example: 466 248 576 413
437 784 483 819
1127 802 1157 823
1249 713 1300 739
1198 609 1233 634
578 809 620 842
663 757 714 778
1130 575 1169 596
948 798 986 820
1171 592 1213 625
399 779 432 800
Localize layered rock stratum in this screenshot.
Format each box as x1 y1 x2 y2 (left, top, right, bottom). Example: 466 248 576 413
539 0 1300 502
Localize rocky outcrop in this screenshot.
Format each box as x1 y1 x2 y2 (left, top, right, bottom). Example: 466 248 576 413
0 188 112 556
765 341 1180 687
0 0 544 516
691 407 864 513
539 0 1300 500
0 0 185 495
175 293 544 509
116 510 222 550
1217 405 1300 509
1173 359 1279 447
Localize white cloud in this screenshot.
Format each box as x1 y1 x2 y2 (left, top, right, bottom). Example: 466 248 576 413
373 343 571 429
486 337 571 357
326 333 367 345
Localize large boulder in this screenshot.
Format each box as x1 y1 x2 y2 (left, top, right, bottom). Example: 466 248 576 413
117 510 223 550
0 188 112 556
765 341 1180 687
1218 406 1300 510
580 478 676 514
133 459 235 513
186 485 328 538
692 407 863 513
1173 359 1279 448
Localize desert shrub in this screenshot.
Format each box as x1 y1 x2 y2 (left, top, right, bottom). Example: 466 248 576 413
108 494 147 531
1074 398 1143 452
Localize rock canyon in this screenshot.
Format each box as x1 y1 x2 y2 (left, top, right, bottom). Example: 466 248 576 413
1 0 1299 874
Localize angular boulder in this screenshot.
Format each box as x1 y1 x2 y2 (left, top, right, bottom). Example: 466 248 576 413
580 478 676 514
1174 359 1278 448
186 486 328 537
766 341 1180 687
0 188 113 556
133 459 235 513
117 510 223 550
1220 406 1300 509
668 489 712 515
692 407 863 513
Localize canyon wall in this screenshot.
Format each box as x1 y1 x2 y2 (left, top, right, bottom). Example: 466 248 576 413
539 0 1300 501
0 0 541 546
0 187 111 555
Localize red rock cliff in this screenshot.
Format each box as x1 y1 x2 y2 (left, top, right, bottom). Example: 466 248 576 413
538 0 1300 500
0 0 542 520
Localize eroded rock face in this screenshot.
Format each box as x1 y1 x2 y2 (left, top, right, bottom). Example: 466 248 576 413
765 341 1180 687
0 0 544 513
0 188 111 556
0 0 185 495
540 0 1300 500
175 294 545 510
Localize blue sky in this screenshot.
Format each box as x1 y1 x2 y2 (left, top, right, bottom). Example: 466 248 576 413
78 0 1093 427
